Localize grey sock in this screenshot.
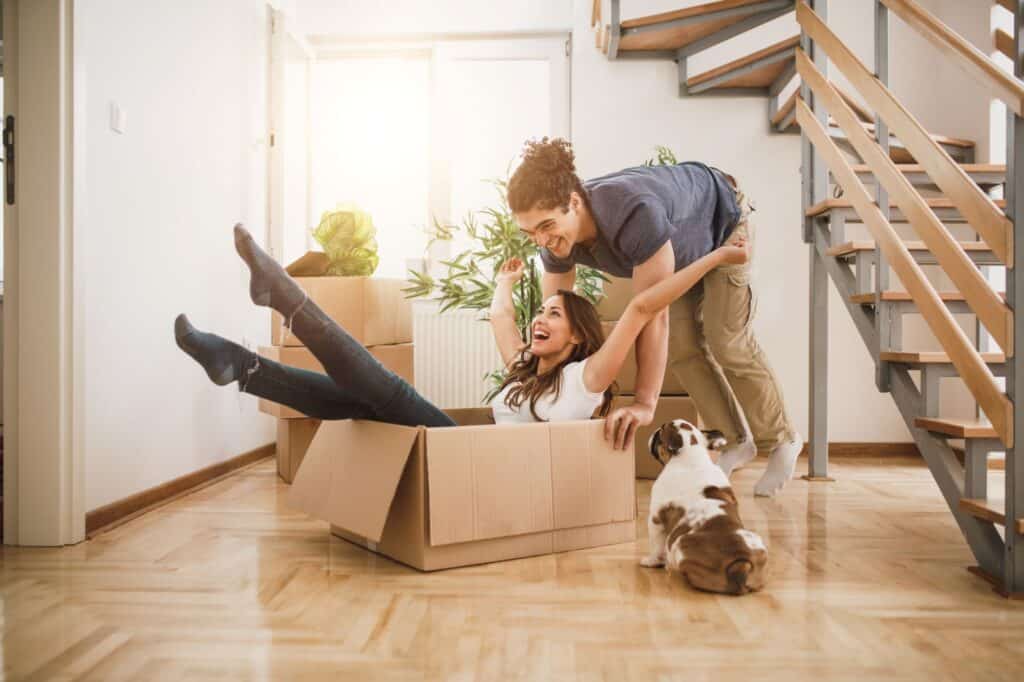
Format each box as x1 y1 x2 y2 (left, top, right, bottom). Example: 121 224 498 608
174 314 252 386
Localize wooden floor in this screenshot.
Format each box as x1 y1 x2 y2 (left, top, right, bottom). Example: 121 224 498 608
3 456 1023 681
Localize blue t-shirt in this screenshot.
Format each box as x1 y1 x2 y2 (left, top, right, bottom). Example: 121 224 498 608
540 162 741 278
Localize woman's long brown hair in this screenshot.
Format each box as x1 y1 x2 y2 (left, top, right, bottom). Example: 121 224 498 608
498 290 614 421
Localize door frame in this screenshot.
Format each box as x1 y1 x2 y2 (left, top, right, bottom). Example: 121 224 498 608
2 0 84 546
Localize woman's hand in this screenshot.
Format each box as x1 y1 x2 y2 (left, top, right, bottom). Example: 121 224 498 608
716 238 749 266
497 257 526 284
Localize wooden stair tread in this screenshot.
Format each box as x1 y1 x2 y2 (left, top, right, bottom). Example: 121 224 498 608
951 444 1006 471
880 351 1005 364
914 417 998 439
687 35 800 88
960 497 1024 534
850 163 1006 174
827 240 990 257
806 196 1006 216
850 291 1005 304
828 120 976 148
618 0 789 52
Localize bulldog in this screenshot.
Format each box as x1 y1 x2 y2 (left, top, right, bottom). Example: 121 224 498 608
641 419 768 595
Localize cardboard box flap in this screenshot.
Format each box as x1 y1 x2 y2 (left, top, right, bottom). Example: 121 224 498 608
285 251 332 277
288 419 420 542
425 423 554 546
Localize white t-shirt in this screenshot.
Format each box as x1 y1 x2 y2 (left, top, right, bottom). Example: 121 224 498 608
490 358 606 423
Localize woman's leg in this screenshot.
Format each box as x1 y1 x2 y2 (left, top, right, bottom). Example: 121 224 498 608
175 314 375 420
232 224 455 428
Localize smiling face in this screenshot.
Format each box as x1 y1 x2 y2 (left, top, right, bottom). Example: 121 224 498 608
514 192 586 259
529 294 581 359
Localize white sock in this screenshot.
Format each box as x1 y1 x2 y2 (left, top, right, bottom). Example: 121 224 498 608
754 433 802 497
717 440 757 477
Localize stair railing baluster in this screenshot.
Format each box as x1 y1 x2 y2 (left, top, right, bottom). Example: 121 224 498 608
608 0 621 60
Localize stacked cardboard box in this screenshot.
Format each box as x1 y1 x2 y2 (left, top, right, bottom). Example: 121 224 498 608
598 276 700 479
259 251 414 482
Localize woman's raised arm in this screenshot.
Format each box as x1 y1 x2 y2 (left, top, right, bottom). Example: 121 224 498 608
489 258 528 368
583 239 749 393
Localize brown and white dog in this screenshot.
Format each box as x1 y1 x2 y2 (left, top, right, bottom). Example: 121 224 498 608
641 419 768 595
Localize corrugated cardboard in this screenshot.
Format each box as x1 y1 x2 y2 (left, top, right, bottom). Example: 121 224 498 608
276 418 321 483
610 395 700 479
600 321 687 395
258 344 414 419
288 408 637 571
596 276 632 321
270 252 412 347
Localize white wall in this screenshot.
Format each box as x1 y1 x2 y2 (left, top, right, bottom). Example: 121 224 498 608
293 0 573 37
572 0 997 441
77 0 274 510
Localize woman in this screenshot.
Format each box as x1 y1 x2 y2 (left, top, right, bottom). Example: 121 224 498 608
507 138 800 496
174 226 746 434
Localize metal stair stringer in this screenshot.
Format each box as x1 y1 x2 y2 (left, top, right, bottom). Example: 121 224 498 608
811 218 1006 578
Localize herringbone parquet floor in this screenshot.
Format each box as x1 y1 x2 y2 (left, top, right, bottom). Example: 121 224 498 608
2 456 1023 681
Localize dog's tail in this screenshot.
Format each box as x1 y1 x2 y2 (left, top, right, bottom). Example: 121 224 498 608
725 559 754 595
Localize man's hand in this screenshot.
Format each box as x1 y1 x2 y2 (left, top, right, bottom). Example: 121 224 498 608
604 402 656 451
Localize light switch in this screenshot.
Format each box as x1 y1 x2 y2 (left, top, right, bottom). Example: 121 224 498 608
110 101 127 134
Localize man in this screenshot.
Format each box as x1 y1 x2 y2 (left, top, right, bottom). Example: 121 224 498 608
508 137 801 496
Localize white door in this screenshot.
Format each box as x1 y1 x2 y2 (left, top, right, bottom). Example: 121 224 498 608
268 9 314 265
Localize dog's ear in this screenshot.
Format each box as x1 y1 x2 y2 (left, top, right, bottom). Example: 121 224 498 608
648 429 664 465
702 430 728 451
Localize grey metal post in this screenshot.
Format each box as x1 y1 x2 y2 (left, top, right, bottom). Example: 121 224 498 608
608 0 621 59
804 0 830 480
874 1 892 393
808 225 829 479
1005 0 1024 595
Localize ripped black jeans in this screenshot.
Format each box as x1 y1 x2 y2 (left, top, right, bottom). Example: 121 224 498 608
241 297 455 428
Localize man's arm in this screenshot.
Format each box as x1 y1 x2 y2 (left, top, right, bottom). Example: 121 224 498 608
603 241 674 450
542 269 576 300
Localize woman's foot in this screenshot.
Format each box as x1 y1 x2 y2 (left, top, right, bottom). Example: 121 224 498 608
754 433 802 497
174 314 252 386
232 223 307 317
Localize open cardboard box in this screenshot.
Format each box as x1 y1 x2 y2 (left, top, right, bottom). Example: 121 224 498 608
257 344 414 419
271 251 412 347
277 417 321 483
288 408 637 571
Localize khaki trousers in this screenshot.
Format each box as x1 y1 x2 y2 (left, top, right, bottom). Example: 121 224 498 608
666 188 794 450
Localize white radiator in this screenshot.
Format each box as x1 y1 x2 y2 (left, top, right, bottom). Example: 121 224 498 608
412 300 504 409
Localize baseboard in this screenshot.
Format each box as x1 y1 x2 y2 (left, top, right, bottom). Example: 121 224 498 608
85 443 275 538
789 442 921 459
818 442 921 458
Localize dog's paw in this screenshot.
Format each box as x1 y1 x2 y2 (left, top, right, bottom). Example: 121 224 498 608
640 556 665 568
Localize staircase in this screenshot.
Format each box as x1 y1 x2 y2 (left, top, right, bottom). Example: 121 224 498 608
593 0 1024 597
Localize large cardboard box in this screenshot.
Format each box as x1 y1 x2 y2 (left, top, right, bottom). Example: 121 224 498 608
270 252 412 347
277 417 321 483
601 321 687 395
288 408 637 571
258 344 414 419
596 276 632 321
610 395 700 480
